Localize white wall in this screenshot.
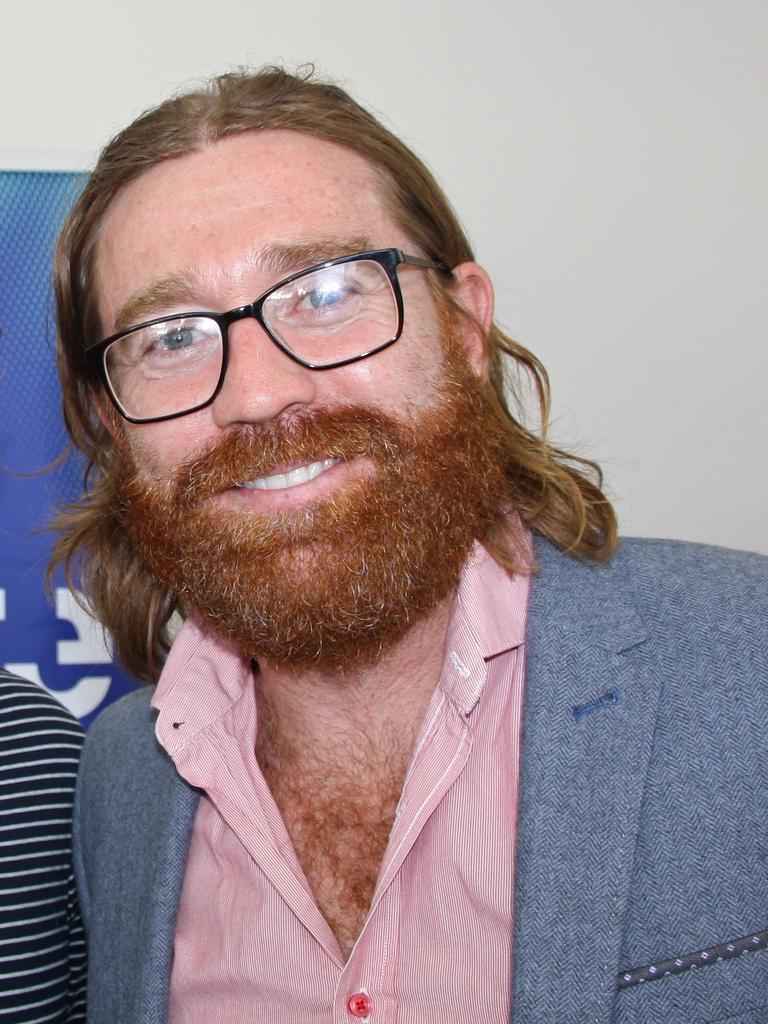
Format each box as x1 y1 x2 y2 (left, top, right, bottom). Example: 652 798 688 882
3 0 766 553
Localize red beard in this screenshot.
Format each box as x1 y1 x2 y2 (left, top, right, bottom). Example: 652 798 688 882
118 342 511 673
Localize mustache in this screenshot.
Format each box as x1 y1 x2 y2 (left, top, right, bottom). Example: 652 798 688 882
153 406 416 506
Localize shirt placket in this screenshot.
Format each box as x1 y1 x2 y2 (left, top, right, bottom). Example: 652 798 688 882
332 691 474 1023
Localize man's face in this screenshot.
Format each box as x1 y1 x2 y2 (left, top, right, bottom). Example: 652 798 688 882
96 129 487 492
94 130 504 671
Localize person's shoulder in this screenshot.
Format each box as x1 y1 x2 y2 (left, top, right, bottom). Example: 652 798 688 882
538 534 767 598
615 536 767 584
0 670 83 797
578 538 768 672
87 684 155 734
77 686 183 841
79 686 168 804
83 685 157 765
533 533 767 649
612 537 768 622
0 668 84 740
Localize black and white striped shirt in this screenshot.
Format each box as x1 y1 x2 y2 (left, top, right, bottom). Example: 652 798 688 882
0 670 86 1023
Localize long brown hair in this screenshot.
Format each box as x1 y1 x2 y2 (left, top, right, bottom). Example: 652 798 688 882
50 65 617 681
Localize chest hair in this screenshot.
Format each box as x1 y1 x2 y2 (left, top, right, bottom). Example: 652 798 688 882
258 732 410 960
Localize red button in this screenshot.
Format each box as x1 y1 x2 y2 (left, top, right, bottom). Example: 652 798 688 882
347 992 372 1017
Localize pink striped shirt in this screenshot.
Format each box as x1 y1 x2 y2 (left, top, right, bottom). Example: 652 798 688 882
152 540 529 1023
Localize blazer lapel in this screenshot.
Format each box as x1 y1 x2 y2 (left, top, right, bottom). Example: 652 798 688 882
511 538 663 1024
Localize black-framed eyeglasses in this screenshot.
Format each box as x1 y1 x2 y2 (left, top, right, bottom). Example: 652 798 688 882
85 248 452 424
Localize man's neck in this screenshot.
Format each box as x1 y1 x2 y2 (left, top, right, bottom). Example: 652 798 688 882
254 595 454 765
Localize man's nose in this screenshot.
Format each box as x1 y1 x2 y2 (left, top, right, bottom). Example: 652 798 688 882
211 318 319 427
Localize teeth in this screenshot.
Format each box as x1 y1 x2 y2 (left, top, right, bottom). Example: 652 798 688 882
238 458 340 491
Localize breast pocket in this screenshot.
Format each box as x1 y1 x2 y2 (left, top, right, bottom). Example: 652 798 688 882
613 946 767 1024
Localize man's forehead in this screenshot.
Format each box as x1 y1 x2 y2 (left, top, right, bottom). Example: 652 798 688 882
103 129 389 229
95 130 404 328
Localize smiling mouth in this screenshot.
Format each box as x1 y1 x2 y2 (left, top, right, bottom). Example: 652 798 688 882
237 458 342 492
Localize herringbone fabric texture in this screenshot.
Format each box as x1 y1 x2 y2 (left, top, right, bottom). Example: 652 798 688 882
75 536 768 1024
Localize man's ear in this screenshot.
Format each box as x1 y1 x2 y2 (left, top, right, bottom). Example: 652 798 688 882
447 262 495 380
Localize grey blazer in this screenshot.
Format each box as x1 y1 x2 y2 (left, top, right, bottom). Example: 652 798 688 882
74 537 768 1023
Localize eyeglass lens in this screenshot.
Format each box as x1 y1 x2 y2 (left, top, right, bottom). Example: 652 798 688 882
103 258 399 421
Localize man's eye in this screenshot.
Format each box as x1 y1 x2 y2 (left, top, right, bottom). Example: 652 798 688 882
155 325 198 350
127 319 220 367
306 284 346 309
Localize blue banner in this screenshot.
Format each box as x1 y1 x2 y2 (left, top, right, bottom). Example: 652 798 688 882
0 170 135 728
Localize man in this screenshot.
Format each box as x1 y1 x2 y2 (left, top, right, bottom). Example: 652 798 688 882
51 68 766 1023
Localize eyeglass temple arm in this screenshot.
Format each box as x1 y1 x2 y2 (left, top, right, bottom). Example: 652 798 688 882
398 252 453 276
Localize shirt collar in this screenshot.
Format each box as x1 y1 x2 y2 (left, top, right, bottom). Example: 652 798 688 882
438 538 530 716
152 532 531 747
152 616 252 757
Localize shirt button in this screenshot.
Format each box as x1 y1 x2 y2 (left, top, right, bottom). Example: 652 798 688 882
347 992 372 1017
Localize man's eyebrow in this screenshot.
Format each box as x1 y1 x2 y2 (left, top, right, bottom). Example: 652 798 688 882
113 273 201 332
257 236 374 276
113 236 375 332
